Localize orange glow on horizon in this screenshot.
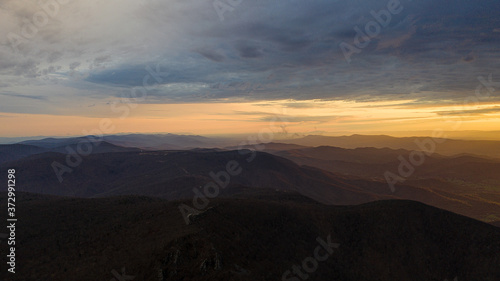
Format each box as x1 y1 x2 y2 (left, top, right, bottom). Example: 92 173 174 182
1 100 500 139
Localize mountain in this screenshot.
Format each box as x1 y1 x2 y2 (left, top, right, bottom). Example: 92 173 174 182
102 133 219 149
49 140 142 154
266 145 500 223
284 134 500 158
1 192 498 281
0 141 140 165
2 149 499 223
226 142 308 152
0 143 47 164
16 133 500 158
272 145 500 180
19 137 84 148
1 149 386 204
16 133 238 151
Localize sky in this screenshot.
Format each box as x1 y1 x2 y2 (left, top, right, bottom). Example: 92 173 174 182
0 0 499 138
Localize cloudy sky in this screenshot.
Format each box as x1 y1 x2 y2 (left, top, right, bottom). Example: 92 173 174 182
0 0 499 137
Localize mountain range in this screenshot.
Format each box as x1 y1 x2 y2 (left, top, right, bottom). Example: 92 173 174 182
2 135 500 224
1 133 499 280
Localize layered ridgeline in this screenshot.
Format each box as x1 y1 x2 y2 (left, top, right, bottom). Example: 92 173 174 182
234 143 500 224
5 133 500 159
1 135 499 280
279 134 500 158
0 193 498 281
2 140 500 224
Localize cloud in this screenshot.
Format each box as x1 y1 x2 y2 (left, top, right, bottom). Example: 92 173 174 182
195 48 225 62
90 55 111 69
69 62 81 70
226 110 341 122
0 92 47 101
0 0 499 112
462 52 476 62
234 41 263 58
281 102 323 109
259 114 343 123
436 106 500 116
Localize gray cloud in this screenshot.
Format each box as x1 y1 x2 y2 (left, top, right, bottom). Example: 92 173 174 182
0 92 47 101
0 0 499 114
69 62 81 70
234 41 263 58
195 48 225 62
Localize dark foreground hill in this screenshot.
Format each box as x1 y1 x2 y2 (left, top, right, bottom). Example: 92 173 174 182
0 192 498 281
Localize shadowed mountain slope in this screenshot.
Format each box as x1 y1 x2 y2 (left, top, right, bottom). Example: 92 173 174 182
1 150 385 204
2 149 499 223
0 192 498 281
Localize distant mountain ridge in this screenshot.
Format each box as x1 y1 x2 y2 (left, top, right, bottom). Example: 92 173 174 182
14 133 500 158
0 141 140 165
282 134 500 158
18 133 232 150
